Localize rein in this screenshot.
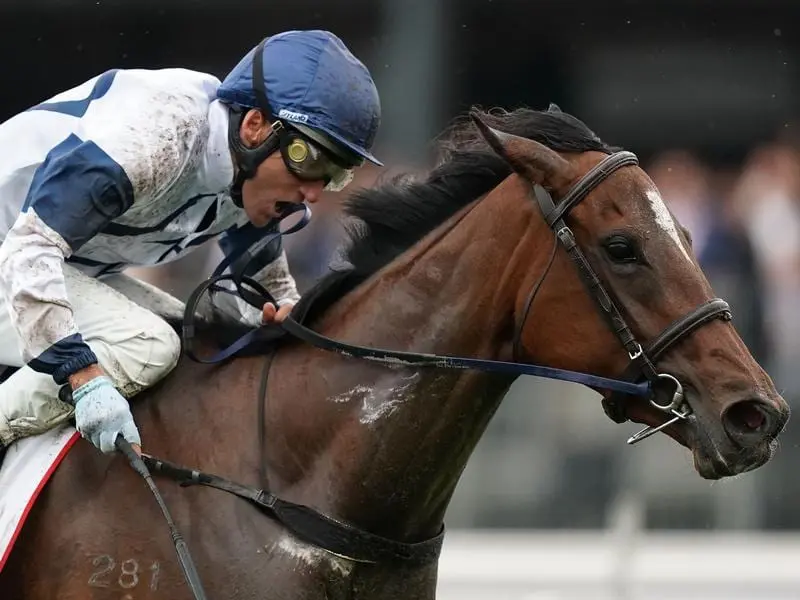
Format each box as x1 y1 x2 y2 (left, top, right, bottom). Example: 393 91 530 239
181 204 655 397
128 149 733 595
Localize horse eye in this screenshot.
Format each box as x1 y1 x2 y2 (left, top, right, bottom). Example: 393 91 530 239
604 236 638 263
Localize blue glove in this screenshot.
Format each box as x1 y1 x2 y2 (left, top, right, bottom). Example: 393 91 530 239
72 376 141 453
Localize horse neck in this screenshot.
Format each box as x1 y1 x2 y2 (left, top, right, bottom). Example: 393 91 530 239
272 176 553 543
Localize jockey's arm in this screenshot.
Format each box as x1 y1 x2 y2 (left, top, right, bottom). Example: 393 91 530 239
0 146 132 386
0 81 206 388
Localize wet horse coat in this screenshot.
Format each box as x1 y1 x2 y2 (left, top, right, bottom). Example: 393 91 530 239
0 106 788 599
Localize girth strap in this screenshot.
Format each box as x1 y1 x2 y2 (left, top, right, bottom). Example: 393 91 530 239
140 454 445 566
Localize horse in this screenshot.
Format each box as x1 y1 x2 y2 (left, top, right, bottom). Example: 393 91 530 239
0 105 789 600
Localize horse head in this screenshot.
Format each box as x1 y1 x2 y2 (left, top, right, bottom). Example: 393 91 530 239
470 109 789 479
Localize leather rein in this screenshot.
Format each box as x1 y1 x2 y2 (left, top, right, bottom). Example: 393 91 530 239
126 151 732 597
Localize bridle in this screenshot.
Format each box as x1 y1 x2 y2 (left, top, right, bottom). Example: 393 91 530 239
118 147 735 599
186 150 733 445
515 150 731 444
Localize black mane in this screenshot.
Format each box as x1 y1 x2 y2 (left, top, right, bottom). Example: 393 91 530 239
338 106 615 283
296 105 618 325
183 106 620 353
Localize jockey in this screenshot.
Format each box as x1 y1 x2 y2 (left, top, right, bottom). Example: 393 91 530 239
0 30 382 455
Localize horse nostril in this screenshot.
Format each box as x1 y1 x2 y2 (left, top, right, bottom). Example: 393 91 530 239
722 400 775 447
729 401 766 430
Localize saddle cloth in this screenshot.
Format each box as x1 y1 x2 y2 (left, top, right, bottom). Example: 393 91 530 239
0 266 356 574
0 424 79 572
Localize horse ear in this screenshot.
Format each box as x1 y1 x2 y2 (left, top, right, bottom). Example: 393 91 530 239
548 102 562 113
470 110 573 189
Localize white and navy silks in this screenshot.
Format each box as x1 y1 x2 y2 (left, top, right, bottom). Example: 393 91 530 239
0 68 300 445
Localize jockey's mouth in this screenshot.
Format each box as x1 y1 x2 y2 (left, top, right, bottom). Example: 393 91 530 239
275 200 304 215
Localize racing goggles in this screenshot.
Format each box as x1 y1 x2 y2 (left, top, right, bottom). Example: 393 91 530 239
275 122 357 192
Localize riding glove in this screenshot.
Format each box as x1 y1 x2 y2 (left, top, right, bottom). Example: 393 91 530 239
72 376 141 453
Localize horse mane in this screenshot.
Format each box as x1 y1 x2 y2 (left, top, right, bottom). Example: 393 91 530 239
175 105 620 352
296 105 618 323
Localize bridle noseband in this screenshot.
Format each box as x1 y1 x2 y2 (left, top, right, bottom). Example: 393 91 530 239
515 151 732 444
120 148 735 600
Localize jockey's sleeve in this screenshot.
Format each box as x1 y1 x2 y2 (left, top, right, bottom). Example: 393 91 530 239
249 249 301 307
0 141 133 384
218 222 301 307
0 83 206 384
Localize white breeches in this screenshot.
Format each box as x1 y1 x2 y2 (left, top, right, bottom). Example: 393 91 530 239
0 265 182 445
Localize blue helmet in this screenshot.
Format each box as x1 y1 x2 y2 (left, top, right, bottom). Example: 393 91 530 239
217 30 382 166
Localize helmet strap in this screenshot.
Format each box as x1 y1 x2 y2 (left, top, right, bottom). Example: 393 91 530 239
227 37 283 209
227 108 284 208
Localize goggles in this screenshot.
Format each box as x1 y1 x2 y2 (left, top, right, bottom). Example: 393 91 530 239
275 121 356 192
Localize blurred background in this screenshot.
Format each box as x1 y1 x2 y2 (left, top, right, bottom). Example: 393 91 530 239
5 1 800 597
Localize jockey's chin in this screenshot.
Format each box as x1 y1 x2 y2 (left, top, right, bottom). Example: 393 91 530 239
240 194 281 227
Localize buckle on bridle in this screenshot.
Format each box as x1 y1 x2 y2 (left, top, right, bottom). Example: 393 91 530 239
628 343 644 361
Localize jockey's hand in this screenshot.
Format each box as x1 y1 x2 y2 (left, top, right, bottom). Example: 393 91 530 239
262 302 294 325
71 375 141 454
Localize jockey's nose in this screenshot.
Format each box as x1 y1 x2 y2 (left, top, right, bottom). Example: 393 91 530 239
300 181 325 203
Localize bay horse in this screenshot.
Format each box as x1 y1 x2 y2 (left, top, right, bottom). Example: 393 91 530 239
0 106 789 599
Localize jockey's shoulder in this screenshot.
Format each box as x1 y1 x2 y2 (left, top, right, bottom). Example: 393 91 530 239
102 67 221 122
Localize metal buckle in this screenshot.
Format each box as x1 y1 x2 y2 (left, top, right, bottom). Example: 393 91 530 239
628 343 644 361
555 226 576 248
